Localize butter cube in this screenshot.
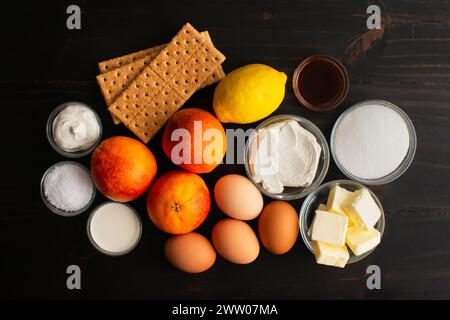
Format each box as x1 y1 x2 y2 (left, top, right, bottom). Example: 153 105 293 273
346 226 381 256
326 185 355 215
311 210 348 246
312 241 349 268
317 203 328 211
344 188 381 230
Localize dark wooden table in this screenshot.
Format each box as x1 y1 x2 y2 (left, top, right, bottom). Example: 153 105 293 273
1 0 449 300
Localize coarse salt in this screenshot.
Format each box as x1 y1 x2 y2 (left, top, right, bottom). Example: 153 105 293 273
44 163 93 212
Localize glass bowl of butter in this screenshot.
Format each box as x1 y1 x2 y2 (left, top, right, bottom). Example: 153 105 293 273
244 114 330 200
299 180 385 267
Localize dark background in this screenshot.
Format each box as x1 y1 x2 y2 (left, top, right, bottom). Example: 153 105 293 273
1 0 449 300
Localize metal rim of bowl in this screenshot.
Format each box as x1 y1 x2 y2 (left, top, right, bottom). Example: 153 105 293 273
244 114 330 200
86 201 143 257
292 55 350 112
330 100 417 185
40 161 96 217
46 101 103 158
299 179 385 265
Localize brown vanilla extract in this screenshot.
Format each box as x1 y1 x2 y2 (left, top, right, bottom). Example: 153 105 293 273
293 55 349 111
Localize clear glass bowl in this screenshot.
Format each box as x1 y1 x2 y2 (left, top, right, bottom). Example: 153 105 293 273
244 114 330 200
86 201 143 257
330 100 417 185
46 101 102 158
40 161 96 217
292 55 350 112
299 180 385 264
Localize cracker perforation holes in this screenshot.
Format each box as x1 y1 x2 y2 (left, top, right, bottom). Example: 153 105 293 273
145 73 149 78
125 95 130 99
116 72 121 77
105 65 109 70
135 84 140 89
155 82 159 86
119 61 123 66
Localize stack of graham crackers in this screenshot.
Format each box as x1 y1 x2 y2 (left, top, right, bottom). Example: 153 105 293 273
96 23 226 143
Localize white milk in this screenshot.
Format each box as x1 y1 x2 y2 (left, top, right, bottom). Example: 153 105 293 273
89 202 141 255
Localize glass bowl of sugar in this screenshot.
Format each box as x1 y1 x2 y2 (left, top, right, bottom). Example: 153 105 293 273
331 100 417 185
40 161 96 217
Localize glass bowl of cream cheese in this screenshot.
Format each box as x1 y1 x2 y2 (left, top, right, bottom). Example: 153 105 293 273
46 101 102 158
244 114 330 200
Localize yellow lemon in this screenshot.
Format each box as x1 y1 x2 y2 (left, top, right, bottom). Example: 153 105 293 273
213 64 287 124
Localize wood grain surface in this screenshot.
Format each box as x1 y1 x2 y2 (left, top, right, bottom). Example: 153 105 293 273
0 0 449 299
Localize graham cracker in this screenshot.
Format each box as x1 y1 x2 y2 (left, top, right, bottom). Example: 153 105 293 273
108 23 226 143
97 31 225 125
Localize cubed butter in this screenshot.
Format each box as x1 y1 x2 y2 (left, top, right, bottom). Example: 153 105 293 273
312 241 349 268
346 226 381 256
311 210 348 246
317 203 328 211
326 185 355 215
344 188 381 230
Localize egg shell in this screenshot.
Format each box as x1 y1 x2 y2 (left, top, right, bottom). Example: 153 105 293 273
165 232 216 273
258 201 299 254
212 218 260 264
214 174 264 220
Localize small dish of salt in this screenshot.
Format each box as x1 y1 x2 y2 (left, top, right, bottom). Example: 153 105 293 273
331 100 417 185
40 161 96 216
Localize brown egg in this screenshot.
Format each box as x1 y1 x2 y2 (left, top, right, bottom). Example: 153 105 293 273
212 219 260 264
214 174 264 220
258 201 299 254
165 232 216 273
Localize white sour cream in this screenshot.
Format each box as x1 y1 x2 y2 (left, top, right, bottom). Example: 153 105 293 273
251 120 322 194
52 104 100 152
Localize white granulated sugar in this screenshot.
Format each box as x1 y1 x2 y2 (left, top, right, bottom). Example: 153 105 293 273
44 163 93 212
333 104 410 180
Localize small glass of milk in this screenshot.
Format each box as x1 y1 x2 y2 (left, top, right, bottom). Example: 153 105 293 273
87 202 142 256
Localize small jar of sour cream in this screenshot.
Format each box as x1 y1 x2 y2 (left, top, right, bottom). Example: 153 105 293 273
47 102 102 158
